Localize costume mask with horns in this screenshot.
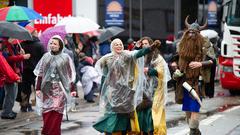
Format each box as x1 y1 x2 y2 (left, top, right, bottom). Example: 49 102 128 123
185 15 208 32
177 15 207 83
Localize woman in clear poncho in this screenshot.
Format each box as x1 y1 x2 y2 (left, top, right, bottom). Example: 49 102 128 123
136 37 171 135
93 38 160 134
34 35 76 135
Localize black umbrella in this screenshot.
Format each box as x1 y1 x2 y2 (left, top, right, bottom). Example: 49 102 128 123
0 21 32 40
98 26 124 43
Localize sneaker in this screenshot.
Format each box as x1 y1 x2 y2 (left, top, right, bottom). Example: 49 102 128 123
27 104 34 112
1 112 17 119
12 111 17 116
86 100 95 103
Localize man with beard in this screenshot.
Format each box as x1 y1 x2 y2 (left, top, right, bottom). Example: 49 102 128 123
171 16 215 135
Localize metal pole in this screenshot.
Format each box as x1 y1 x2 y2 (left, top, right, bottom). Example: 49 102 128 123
27 0 33 8
198 0 200 21
174 0 181 37
72 0 76 16
140 0 143 38
202 0 205 23
129 0 132 39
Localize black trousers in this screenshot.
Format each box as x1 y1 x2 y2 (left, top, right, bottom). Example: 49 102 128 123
17 69 35 107
205 61 216 98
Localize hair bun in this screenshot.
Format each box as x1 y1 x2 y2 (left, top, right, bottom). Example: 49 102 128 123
152 40 161 48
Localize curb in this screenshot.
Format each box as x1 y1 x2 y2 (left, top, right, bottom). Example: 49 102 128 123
166 105 222 129
0 97 98 130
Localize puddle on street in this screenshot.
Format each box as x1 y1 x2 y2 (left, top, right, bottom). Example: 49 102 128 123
167 117 186 128
20 130 39 135
74 121 93 128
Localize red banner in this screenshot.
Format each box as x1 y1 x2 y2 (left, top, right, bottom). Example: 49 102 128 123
33 0 72 32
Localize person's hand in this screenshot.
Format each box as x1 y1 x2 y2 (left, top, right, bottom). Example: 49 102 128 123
189 61 202 69
16 78 21 83
173 69 184 78
36 91 41 97
23 54 31 59
135 41 142 48
18 76 22 82
16 76 22 83
71 91 77 97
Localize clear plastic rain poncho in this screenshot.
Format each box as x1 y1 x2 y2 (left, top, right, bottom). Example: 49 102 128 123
95 40 145 114
34 52 76 94
142 54 171 106
34 35 76 114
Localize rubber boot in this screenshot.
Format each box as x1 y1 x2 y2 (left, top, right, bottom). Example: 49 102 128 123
189 119 201 135
189 128 201 135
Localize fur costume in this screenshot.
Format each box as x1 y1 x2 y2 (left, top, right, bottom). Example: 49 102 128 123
174 16 213 104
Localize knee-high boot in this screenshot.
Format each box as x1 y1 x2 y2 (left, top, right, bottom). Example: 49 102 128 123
189 119 201 135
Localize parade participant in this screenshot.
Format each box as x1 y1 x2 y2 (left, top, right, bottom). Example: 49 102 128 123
34 35 76 135
136 37 171 135
93 38 161 134
172 16 214 135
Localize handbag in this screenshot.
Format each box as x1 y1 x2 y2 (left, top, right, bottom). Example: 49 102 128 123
111 83 135 113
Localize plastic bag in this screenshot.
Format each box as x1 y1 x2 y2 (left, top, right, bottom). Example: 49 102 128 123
110 83 135 113
35 95 43 116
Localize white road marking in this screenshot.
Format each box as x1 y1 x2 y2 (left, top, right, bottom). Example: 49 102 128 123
201 114 223 125
173 129 189 135
172 105 240 134
224 105 240 113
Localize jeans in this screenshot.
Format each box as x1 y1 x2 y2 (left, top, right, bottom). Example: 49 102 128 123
1 83 18 116
0 87 5 108
84 82 97 101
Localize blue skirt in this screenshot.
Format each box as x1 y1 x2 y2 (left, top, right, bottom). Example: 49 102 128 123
182 88 201 112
